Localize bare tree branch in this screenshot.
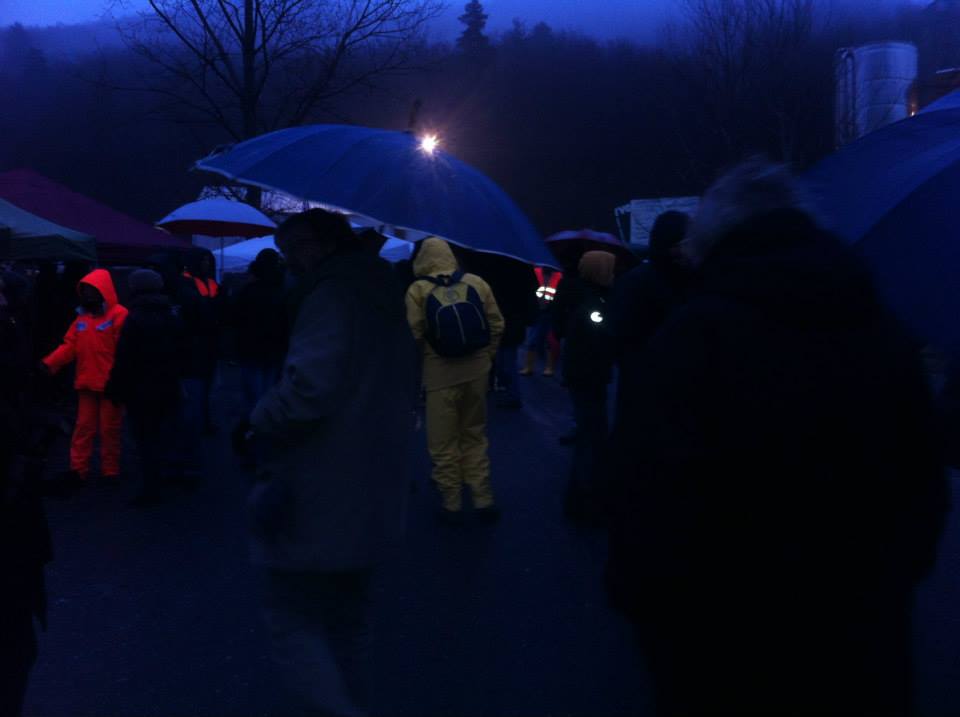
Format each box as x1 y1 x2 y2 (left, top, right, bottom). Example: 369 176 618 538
115 0 444 149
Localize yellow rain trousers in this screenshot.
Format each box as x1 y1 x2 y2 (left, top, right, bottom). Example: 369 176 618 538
425 376 495 512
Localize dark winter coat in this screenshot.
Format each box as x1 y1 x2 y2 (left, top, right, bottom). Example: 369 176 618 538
610 260 686 403
105 292 185 414
249 249 419 572
230 275 289 367
144 252 218 380
606 210 948 714
554 276 615 387
173 253 220 380
1 273 53 629
460 251 538 348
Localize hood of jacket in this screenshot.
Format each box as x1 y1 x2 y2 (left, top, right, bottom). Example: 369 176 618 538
78 269 119 310
695 209 881 331
414 237 458 278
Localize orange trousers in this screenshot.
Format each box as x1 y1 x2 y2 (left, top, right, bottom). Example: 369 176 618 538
71 390 123 478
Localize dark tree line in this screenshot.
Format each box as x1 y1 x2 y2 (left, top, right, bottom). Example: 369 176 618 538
0 0 955 237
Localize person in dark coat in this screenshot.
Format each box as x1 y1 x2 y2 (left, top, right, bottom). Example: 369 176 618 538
554 250 617 525
181 249 221 433
105 270 185 506
230 249 289 418
32 262 61 358
461 250 538 408
493 260 538 408
247 209 418 716
520 265 563 378
162 249 221 480
606 160 949 717
0 271 53 717
610 210 690 410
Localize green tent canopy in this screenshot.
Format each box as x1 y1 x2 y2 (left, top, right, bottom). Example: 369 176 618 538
0 197 97 263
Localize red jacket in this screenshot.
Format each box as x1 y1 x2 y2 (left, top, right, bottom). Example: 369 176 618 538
44 269 129 392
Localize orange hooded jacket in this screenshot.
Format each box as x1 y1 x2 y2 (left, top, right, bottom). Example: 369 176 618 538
44 269 129 392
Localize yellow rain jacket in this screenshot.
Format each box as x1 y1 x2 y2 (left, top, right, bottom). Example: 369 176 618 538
405 238 505 391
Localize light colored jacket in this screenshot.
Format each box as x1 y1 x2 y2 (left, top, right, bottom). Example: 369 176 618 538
405 238 505 391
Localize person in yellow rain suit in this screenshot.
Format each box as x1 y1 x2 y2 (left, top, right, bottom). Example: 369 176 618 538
406 237 505 523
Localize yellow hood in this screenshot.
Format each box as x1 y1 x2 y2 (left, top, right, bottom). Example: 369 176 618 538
414 237 458 278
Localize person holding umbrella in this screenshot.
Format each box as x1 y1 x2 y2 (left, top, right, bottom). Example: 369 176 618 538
245 208 418 717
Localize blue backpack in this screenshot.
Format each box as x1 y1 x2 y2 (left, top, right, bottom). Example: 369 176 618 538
418 271 491 358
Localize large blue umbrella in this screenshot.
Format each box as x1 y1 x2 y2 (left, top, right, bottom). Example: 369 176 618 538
805 90 960 351
195 125 556 267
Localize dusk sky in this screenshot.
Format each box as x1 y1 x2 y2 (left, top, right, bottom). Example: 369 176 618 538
0 0 924 40
1 0 671 39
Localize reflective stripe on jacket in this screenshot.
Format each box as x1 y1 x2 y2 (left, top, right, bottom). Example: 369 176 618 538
535 267 563 302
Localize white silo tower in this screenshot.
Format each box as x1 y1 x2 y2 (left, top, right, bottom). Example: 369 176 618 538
835 42 918 147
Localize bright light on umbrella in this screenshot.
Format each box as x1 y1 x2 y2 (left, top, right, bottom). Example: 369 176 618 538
419 133 439 155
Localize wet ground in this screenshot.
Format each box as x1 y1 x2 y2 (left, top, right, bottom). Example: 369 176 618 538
23 366 960 716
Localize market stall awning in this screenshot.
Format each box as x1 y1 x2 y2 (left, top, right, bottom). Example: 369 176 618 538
0 198 97 262
0 169 189 264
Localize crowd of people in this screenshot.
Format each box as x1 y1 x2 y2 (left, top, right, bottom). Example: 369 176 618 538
0 158 954 716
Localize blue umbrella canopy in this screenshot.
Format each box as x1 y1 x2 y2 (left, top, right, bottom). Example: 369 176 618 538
805 91 960 350
195 125 556 267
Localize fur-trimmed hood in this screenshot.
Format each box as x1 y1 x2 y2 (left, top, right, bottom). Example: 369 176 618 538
685 159 818 266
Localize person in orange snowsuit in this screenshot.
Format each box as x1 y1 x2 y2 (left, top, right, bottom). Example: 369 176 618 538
43 269 128 482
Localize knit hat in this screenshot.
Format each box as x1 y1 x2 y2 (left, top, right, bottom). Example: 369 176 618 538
128 268 164 297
